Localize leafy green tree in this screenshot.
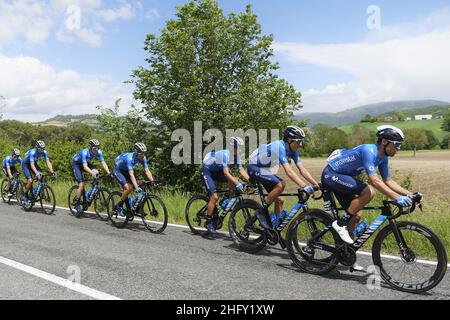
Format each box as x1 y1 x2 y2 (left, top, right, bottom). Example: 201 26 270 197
442 112 450 131
404 128 428 156
361 114 377 123
129 0 302 190
348 125 372 146
441 134 450 149
424 130 439 149
394 110 405 121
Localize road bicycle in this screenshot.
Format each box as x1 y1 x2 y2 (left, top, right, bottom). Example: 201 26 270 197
285 188 448 293
17 173 56 215
185 186 257 235
68 174 111 220
1 172 23 204
106 181 168 233
228 180 321 253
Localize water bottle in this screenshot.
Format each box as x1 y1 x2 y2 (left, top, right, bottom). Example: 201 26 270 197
85 189 91 201
33 185 40 197
220 198 230 210
277 210 288 224
132 193 144 211
89 185 98 202
270 212 279 228
129 195 137 208
225 197 238 212
353 221 368 238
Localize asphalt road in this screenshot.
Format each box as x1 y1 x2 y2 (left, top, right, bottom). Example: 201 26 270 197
0 202 449 300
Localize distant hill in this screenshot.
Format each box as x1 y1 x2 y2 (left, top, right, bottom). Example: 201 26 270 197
36 114 100 128
377 105 450 119
293 100 449 127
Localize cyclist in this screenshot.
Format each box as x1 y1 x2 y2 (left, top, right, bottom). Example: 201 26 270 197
21 140 55 204
322 125 419 246
248 126 319 230
71 139 112 214
2 148 22 197
113 143 154 217
201 136 250 234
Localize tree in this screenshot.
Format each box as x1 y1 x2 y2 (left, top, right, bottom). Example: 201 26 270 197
347 125 372 146
129 0 302 190
442 112 450 131
424 130 439 149
361 114 377 123
441 134 450 149
394 110 405 121
404 128 428 156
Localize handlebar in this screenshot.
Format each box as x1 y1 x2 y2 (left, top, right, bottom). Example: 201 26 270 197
385 193 423 219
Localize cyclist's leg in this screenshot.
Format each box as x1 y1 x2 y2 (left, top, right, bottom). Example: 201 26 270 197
114 169 132 207
22 163 33 196
72 163 85 201
201 168 219 216
321 166 370 235
249 165 284 212
3 167 12 191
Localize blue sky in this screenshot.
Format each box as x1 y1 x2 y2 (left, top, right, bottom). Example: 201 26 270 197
1 0 450 121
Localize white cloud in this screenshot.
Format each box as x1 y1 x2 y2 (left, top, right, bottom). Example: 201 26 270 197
0 0 157 47
0 54 133 121
274 7 450 113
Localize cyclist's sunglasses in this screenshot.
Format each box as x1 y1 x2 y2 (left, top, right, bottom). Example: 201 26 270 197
91 147 99 151
389 140 402 149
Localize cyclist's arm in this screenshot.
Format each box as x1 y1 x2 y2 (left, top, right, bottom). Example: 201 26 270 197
144 168 154 183
295 162 319 186
238 167 250 182
367 174 401 200
128 170 139 190
6 166 12 179
222 167 239 186
30 162 38 175
282 163 307 188
101 161 111 175
384 178 413 197
83 163 95 176
46 160 54 174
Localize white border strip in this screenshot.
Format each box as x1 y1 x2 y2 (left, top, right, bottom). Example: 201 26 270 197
0 256 121 300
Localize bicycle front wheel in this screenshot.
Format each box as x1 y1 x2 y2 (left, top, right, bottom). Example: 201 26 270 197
228 199 267 254
140 194 168 234
39 185 56 215
68 185 79 216
372 221 448 293
106 191 129 228
94 187 111 221
286 209 340 275
1 179 9 203
185 194 210 235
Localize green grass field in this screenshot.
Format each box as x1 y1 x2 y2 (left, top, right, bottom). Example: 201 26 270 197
340 119 447 141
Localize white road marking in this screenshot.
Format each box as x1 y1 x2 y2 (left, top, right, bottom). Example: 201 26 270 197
0 256 121 300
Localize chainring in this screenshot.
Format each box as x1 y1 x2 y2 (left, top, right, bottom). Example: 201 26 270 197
337 245 357 267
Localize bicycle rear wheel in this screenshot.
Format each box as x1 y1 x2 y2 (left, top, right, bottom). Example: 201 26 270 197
68 185 80 216
185 194 210 235
228 199 267 254
1 179 10 203
39 185 56 215
286 209 340 275
106 191 129 228
94 187 110 221
140 194 168 233
372 221 448 293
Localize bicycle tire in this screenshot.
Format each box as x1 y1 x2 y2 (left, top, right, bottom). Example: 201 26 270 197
185 194 210 235
39 185 56 215
94 187 111 221
228 199 268 254
286 209 340 275
106 191 129 228
372 221 448 293
140 193 168 233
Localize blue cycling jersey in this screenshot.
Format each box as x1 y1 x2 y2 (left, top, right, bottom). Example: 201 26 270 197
72 148 105 165
203 149 243 172
327 144 390 179
2 156 22 169
115 152 149 172
23 148 50 165
249 140 301 169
